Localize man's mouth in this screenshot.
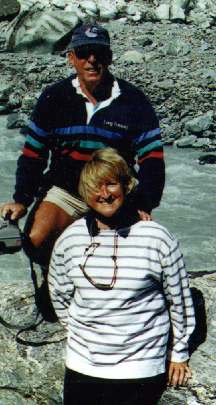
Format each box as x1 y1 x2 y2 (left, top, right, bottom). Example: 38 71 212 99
86 66 101 73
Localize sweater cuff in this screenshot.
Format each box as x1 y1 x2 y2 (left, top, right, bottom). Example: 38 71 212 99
167 350 189 363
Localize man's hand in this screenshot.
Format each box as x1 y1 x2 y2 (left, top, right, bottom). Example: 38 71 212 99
0 202 27 220
138 210 152 221
167 361 192 387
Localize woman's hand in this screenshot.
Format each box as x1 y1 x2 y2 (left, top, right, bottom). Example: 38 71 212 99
138 210 152 221
167 361 192 387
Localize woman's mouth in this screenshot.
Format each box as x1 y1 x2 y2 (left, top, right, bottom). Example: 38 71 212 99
98 196 115 204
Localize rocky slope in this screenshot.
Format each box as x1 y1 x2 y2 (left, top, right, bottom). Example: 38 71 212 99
0 2 216 155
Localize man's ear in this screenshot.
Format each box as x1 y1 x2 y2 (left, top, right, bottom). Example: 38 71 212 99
107 49 113 66
68 51 75 67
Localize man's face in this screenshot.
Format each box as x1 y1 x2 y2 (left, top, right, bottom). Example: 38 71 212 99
68 44 111 89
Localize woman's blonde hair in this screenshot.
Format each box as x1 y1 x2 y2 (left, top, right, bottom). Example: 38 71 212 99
79 148 137 205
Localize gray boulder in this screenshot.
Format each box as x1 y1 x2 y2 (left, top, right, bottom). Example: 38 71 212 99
185 111 214 134
5 6 79 53
80 1 98 17
154 4 170 21
199 154 216 165
0 0 20 22
120 50 144 64
175 135 197 148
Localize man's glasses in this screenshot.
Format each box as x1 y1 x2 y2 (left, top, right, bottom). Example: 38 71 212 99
79 234 118 291
74 45 111 63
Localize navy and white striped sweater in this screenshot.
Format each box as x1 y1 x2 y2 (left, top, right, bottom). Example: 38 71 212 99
49 219 195 379
14 74 165 212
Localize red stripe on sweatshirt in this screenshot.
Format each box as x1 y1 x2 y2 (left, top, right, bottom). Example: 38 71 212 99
138 151 164 164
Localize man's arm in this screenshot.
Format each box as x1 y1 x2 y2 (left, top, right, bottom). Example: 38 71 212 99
131 98 165 214
161 239 195 386
0 90 52 219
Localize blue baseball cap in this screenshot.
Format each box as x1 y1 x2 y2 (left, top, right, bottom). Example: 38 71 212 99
69 23 110 49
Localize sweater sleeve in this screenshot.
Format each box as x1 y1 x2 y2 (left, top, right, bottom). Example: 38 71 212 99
13 88 54 206
48 239 75 328
131 100 165 213
161 239 195 362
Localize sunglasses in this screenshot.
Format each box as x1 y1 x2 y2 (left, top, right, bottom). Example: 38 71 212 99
79 235 118 291
74 45 111 63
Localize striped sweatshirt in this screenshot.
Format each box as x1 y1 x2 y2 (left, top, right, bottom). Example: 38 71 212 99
14 73 164 212
49 219 195 379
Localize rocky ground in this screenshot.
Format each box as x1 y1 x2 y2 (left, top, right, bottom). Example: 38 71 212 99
1 273 216 405
0 0 216 404
1 20 216 157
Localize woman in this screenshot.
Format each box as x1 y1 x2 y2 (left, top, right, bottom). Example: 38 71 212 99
49 148 195 405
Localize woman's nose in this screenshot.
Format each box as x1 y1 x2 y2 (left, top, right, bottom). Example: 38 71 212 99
100 184 110 198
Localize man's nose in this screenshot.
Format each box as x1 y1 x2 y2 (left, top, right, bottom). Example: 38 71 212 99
87 53 97 63
100 184 110 198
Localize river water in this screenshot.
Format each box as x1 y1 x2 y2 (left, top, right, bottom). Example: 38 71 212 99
0 116 215 282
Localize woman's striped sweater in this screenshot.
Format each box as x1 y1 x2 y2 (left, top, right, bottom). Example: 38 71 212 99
49 219 195 380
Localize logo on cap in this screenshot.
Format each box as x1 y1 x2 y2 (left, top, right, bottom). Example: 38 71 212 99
85 27 99 38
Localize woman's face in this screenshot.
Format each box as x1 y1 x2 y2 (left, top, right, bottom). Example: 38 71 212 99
88 180 125 217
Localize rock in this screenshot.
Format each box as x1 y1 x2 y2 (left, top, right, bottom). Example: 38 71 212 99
203 143 216 152
52 0 66 9
170 4 186 21
126 4 140 16
137 37 153 47
187 0 214 27
21 94 38 112
0 283 65 405
120 50 144 64
0 105 9 114
157 79 175 91
200 69 216 82
99 4 118 20
164 39 191 56
175 135 197 148
5 9 79 53
170 0 192 21
199 154 216 165
0 0 20 22
80 1 98 16
7 93 22 110
185 112 214 134
192 138 210 149
7 112 28 129
0 77 13 106
154 4 170 21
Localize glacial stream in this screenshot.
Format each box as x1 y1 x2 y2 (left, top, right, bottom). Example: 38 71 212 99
0 116 215 282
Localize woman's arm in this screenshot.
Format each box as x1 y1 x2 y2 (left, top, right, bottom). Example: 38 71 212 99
161 239 195 385
48 238 74 328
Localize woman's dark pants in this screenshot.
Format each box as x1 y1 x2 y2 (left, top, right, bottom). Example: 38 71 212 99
64 368 166 405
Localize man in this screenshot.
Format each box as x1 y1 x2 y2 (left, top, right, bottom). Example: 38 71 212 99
0 22 165 263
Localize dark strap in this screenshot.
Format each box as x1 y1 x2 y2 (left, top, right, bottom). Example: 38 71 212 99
0 259 65 346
